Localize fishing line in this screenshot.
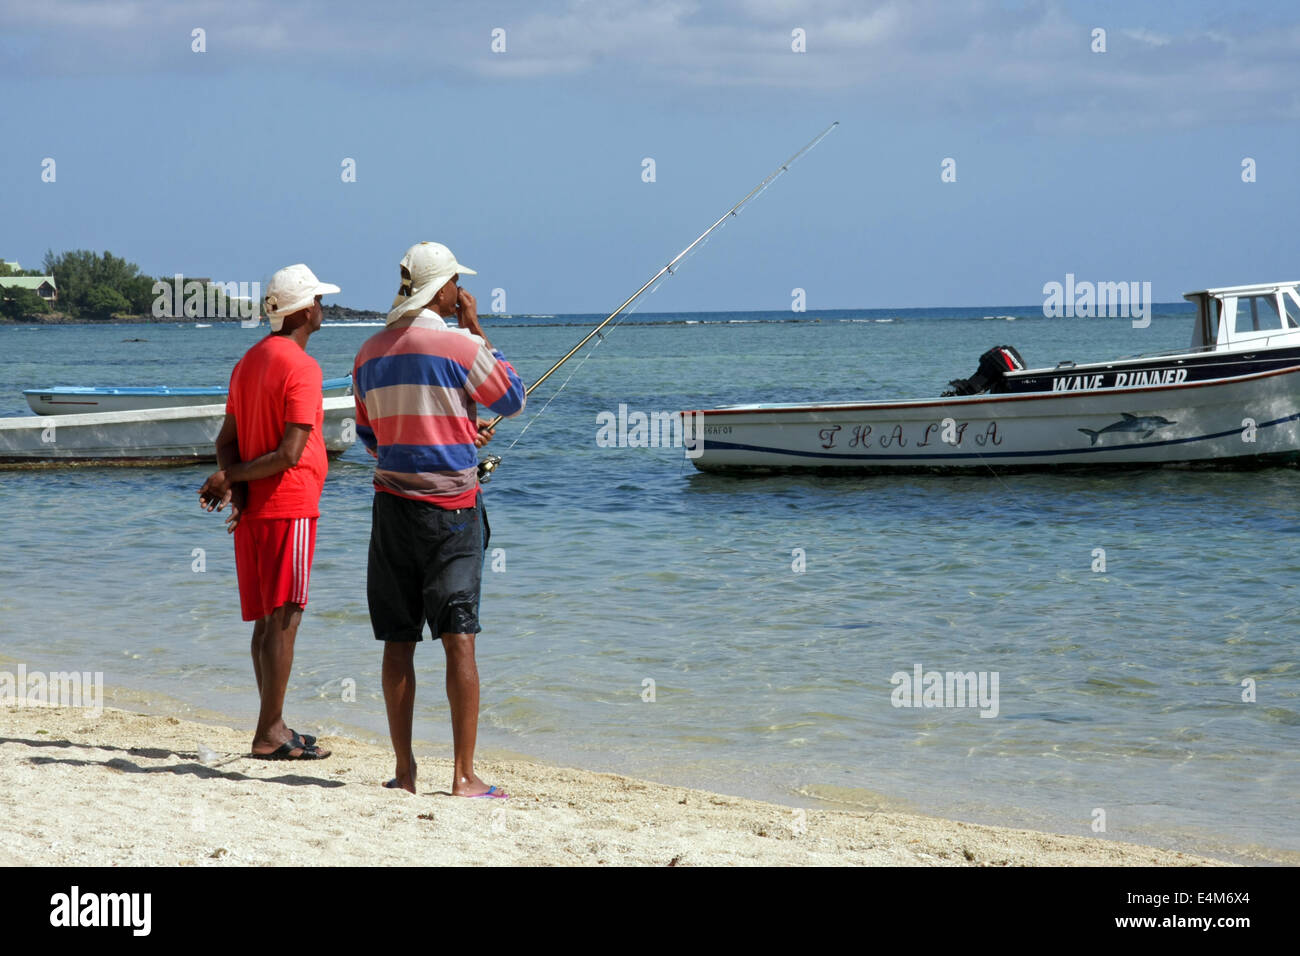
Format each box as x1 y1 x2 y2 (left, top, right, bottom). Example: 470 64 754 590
478 121 840 482
503 334 606 450
503 254 671 448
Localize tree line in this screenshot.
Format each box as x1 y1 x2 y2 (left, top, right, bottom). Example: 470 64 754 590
1 250 174 320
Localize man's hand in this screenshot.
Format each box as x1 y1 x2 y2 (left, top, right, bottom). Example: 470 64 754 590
456 288 491 348
223 483 247 534
474 419 496 448
199 469 233 511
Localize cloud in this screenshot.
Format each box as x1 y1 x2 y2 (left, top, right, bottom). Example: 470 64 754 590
1121 27 1172 47
2 0 1298 130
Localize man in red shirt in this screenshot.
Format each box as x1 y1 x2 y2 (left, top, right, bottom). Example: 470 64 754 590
199 263 339 760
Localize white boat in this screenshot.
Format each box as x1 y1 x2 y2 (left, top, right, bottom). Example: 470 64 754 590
681 282 1300 473
683 366 1300 471
0 395 357 468
23 376 353 415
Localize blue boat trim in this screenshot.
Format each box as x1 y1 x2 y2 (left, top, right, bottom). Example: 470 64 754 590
700 413 1300 461
23 376 352 398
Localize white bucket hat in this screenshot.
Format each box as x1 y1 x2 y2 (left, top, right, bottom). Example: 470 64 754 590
264 263 340 331
386 241 476 325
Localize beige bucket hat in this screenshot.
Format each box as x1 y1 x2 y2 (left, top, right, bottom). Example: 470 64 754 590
386 241 476 325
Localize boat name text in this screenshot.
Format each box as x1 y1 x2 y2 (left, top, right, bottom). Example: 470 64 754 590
1051 368 1189 391
819 420 1004 450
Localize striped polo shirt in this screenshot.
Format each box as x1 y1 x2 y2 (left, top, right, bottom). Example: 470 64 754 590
352 314 526 508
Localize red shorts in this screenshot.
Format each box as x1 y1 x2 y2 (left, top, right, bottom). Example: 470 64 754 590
233 516 317 621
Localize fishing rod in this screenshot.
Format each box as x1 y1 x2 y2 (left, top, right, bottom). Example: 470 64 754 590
477 120 840 483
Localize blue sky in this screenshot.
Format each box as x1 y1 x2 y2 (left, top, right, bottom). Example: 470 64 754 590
2 0 1298 312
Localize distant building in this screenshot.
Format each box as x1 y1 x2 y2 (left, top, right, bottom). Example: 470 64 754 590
0 275 59 303
1 260 22 272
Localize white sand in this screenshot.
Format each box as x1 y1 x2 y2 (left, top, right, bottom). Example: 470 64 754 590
0 705 1232 866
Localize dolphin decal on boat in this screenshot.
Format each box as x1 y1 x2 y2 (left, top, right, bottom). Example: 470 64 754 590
1078 413 1177 446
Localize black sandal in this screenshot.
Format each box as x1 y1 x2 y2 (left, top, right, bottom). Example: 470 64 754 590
252 733 328 760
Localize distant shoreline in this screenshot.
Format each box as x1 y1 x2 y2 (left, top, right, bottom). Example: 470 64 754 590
1 305 1196 329
0 307 386 326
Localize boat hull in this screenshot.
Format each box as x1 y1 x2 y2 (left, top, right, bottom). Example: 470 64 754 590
682 366 1300 472
23 377 353 415
0 395 358 468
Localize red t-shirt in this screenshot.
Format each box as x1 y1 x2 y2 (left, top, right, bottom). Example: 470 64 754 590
226 335 327 519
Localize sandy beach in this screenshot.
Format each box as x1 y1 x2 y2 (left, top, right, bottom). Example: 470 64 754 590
0 705 1228 867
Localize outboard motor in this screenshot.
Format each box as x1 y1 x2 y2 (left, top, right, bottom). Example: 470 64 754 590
942 345 1026 396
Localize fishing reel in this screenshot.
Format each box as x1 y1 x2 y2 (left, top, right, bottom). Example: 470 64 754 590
477 454 502 483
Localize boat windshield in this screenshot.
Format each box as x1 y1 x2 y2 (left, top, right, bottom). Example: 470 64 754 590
1284 290 1300 329
1183 284 1300 352
1235 293 1285 334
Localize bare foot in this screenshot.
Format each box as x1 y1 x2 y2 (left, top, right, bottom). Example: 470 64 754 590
384 759 417 793
452 773 507 798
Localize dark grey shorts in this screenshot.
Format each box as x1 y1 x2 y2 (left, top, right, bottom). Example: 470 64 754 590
367 491 489 642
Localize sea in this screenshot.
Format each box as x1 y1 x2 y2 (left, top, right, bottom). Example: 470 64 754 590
2 303 1297 865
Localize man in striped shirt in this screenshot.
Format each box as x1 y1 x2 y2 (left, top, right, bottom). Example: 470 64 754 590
353 241 525 797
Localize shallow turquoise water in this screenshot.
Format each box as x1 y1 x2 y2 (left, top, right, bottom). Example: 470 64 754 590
1 308 1296 863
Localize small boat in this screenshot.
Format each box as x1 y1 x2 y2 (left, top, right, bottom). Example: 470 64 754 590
0 395 357 468
681 282 1300 472
23 377 353 415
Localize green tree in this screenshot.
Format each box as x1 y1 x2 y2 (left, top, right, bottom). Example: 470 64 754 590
0 286 51 319
43 249 95 314
82 284 131 320
124 274 158 315
0 261 43 278
42 249 151 317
